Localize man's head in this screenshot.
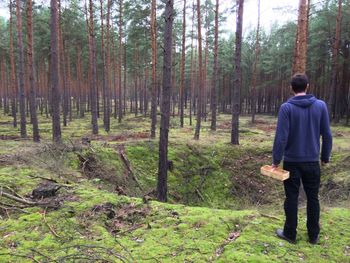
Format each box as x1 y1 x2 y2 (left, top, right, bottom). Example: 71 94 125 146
291 73 309 94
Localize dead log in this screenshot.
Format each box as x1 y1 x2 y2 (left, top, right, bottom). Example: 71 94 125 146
116 145 143 190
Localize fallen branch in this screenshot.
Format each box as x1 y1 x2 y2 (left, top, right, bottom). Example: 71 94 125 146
1 191 41 206
27 174 58 183
0 190 57 208
43 208 61 238
215 231 240 258
259 213 281 221
0 201 28 213
116 145 143 191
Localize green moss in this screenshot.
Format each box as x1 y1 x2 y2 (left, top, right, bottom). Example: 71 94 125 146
0 112 349 262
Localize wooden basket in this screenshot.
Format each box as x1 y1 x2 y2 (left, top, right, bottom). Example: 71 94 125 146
260 165 290 181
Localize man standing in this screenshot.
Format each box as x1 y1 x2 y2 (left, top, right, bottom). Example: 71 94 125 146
272 74 332 245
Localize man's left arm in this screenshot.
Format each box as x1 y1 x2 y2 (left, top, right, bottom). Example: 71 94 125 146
320 103 332 164
272 105 290 167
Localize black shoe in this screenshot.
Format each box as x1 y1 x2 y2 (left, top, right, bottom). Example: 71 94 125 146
275 229 296 244
309 236 319 245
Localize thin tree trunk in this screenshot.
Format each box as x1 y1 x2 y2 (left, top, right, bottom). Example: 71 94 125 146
150 0 158 137
189 1 195 126
124 43 127 115
179 0 186 128
251 0 260 124
9 0 17 128
15 0 27 138
26 0 40 142
50 0 62 142
210 0 219 131
58 0 68 127
194 0 203 140
118 0 123 123
89 0 99 134
157 0 174 202
330 0 342 122
231 0 244 145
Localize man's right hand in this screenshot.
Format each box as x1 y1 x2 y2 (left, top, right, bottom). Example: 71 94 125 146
271 164 279 170
321 161 328 166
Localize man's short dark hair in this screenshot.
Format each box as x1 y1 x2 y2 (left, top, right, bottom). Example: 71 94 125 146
291 74 309 93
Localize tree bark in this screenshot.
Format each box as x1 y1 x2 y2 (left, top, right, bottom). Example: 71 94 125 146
292 0 309 74
15 0 27 138
89 0 99 134
330 0 342 122
157 0 174 202
194 0 203 140
231 0 244 145
118 0 123 123
251 0 260 124
210 0 219 131
150 0 158 137
179 0 187 128
9 0 17 128
50 0 62 142
26 0 40 142
100 0 111 132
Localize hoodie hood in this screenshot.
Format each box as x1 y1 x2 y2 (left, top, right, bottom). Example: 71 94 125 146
287 94 317 108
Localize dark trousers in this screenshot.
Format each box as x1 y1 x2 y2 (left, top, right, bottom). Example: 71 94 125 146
282 161 321 240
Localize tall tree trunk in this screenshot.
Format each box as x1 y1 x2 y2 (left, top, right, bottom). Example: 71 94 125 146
341 40 349 124
77 45 85 118
179 0 186 128
9 0 17 128
26 0 40 142
251 0 260 124
189 1 195 126
118 0 123 123
58 0 69 127
231 0 244 145
210 0 219 131
100 0 111 132
106 0 111 130
15 0 27 138
330 0 342 122
292 0 309 74
89 0 99 134
50 0 62 142
124 43 127 115
150 0 158 137
194 0 203 140
157 0 174 202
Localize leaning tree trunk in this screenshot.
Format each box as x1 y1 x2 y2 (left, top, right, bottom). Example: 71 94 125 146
194 0 203 140
292 0 309 74
251 0 260 124
231 0 244 145
15 0 27 138
50 0 62 142
26 0 40 142
150 0 157 137
157 0 174 202
210 0 219 131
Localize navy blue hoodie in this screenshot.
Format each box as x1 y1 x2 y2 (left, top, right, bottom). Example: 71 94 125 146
273 94 332 165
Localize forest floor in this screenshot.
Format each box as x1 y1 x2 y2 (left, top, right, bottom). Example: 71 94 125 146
0 112 349 262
